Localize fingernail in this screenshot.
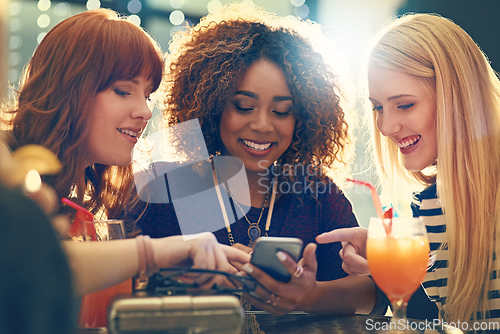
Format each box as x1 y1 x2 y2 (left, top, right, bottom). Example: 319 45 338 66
242 263 253 274
276 251 287 262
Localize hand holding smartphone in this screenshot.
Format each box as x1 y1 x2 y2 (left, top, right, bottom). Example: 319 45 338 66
250 237 303 282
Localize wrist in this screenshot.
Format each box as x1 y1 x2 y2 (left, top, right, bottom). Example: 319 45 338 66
298 280 322 312
134 235 158 290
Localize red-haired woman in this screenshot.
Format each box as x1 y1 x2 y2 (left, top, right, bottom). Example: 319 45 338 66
0 8 249 298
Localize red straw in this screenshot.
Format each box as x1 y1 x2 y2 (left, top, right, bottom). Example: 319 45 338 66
61 197 95 238
382 207 393 236
346 179 392 235
346 179 384 219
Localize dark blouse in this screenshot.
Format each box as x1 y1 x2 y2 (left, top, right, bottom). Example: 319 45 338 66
125 180 358 282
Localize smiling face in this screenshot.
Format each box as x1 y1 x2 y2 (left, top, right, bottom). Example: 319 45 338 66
84 76 153 167
219 58 296 174
369 66 437 172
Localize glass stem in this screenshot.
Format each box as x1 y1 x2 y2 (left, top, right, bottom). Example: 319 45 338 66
391 299 408 323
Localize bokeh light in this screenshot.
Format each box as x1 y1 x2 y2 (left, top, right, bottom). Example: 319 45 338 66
37 32 47 44
207 0 223 14
170 0 184 9
9 36 22 50
8 69 20 84
128 0 142 14
170 25 184 36
10 18 23 32
24 170 43 193
37 14 51 28
37 0 51 12
54 2 71 16
294 4 309 18
86 0 101 10
9 52 22 67
169 10 185 26
290 0 306 7
9 51 23 66
127 14 141 26
10 2 22 16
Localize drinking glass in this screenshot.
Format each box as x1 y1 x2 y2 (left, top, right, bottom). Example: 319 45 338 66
367 217 429 331
77 220 132 331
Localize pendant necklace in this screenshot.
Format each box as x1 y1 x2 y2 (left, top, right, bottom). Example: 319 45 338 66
212 160 277 246
228 176 276 247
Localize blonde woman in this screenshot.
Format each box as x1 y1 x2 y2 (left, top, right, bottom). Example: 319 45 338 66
317 13 500 330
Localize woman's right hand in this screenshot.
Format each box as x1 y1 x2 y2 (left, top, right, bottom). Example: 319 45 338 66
315 227 370 276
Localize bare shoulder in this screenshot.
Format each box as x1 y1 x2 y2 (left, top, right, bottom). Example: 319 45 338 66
0 138 11 157
0 139 12 161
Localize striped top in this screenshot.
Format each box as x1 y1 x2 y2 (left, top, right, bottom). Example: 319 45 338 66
412 184 500 327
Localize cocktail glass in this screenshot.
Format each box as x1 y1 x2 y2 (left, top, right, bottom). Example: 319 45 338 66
77 220 133 331
367 217 429 332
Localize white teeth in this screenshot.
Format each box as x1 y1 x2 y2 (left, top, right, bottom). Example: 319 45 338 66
396 136 420 148
118 129 139 138
242 139 272 151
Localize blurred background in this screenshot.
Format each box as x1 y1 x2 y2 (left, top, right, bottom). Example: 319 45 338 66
1 0 499 227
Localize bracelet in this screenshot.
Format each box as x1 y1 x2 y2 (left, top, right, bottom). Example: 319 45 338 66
134 235 157 290
135 235 148 290
143 235 158 277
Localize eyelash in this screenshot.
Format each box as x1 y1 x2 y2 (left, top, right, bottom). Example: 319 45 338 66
114 89 131 97
233 103 292 117
234 103 253 112
398 103 414 110
372 103 414 112
114 89 152 103
274 110 291 117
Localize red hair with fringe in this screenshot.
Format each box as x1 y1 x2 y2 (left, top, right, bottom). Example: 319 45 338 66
2 8 163 219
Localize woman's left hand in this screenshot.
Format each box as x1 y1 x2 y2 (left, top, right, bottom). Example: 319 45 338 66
236 242 319 315
232 243 253 255
154 233 251 288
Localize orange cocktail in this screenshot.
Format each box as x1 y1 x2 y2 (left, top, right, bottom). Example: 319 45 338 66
367 217 429 331
367 235 429 302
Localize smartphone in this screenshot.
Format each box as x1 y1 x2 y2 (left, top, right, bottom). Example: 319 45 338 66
250 237 304 282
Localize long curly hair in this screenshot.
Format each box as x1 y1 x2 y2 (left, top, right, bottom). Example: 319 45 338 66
1 9 164 218
161 3 355 189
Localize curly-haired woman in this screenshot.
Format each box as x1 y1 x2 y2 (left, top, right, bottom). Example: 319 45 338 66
131 3 384 316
